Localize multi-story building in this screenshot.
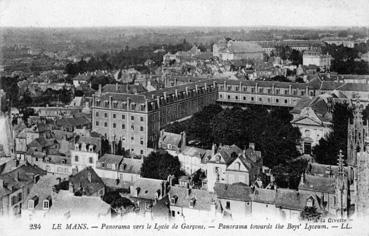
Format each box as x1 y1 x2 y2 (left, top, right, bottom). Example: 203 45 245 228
0 164 46 216
303 50 332 70
217 79 317 108
92 81 218 156
206 143 262 192
70 135 101 173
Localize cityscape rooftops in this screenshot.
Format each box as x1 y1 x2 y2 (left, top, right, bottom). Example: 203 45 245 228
298 174 336 194
169 185 215 211
214 182 252 202
69 167 105 196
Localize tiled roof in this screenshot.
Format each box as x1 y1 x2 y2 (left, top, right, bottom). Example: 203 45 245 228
76 136 101 153
168 186 215 211
217 144 243 165
214 183 252 201
69 167 105 196
298 174 335 194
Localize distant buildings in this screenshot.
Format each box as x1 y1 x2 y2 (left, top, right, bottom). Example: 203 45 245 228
303 50 332 70
213 39 264 61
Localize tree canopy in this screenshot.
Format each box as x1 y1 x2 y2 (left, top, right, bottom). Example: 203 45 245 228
140 150 183 180
313 102 352 165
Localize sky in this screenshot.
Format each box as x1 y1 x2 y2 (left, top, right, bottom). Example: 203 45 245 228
0 0 368 28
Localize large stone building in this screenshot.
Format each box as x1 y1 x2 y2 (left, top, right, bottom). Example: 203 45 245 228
303 50 332 70
92 80 218 156
217 79 317 108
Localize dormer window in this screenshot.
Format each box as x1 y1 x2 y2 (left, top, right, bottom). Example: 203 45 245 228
104 101 109 108
74 143 80 150
96 100 101 106
28 196 39 209
306 197 314 207
43 197 51 210
170 195 178 204
113 102 118 108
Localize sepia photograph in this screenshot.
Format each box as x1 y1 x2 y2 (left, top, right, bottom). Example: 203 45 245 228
0 0 369 235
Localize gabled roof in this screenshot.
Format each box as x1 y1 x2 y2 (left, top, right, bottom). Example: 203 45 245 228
214 183 252 202
69 167 105 196
168 186 215 211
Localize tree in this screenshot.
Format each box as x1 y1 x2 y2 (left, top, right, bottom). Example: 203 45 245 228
300 206 322 221
313 102 352 165
103 191 134 216
140 150 183 180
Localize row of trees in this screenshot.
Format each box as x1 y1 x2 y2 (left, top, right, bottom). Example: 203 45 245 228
64 40 198 75
322 42 369 74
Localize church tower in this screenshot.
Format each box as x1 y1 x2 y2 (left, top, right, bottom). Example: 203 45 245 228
347 99 368 168
347 100 369 208
356 136 369 216
335 150 349 217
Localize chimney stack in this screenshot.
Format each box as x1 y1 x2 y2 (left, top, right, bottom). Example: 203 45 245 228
87 172 92 183
249 143 255 150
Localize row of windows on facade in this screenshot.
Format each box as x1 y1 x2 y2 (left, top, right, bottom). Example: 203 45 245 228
95 101 146 111
74 156 94 164
96 112 145 121
95 121 145 131
219 85 314 96
219 94 297 105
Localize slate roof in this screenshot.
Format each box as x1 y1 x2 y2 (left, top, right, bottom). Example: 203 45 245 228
169 186 215 211
0 164 46 194
50 190 110 216
275 188 321 211
298 174 335 194
102 84 147 94
23 175 59 211
252 188 276 204
160 132 182 147
75 136 101 153
98 154 123 165
216 144 243 165
56 116 90 128
214 183 252 201
306 162 348 178
131 178 164 200
69 167 105 196
118 158 142 174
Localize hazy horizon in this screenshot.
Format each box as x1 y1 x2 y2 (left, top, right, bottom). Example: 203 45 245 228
1 0 369 28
